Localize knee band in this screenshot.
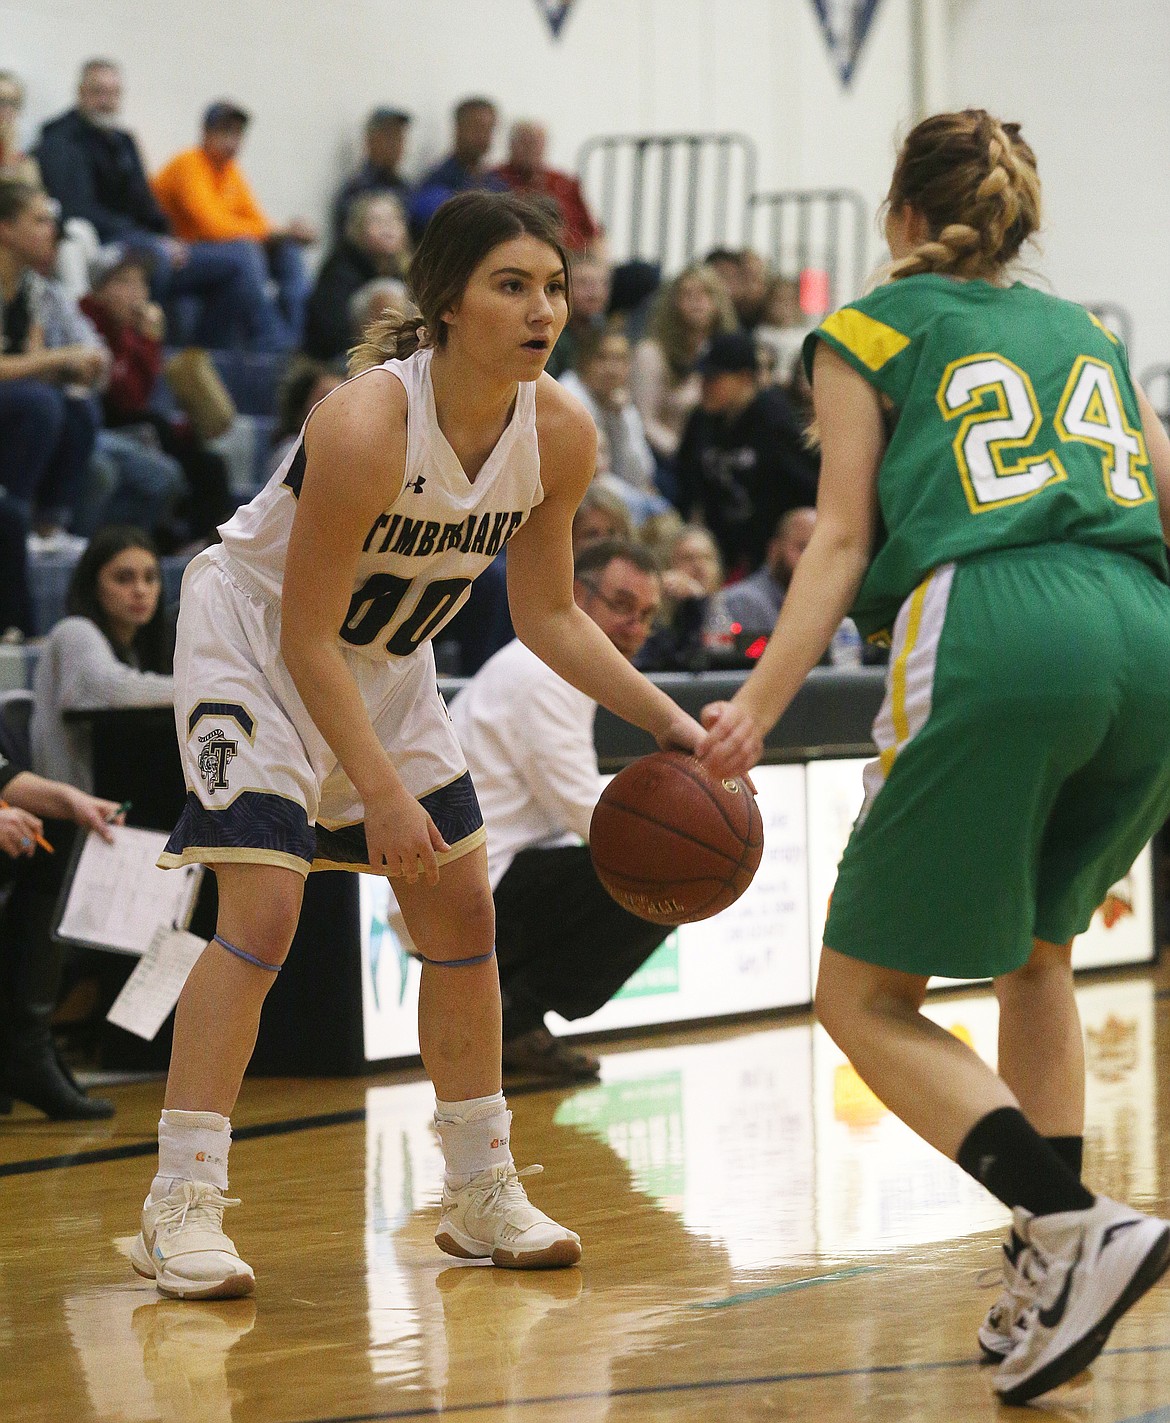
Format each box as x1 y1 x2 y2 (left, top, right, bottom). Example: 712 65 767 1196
212 933 282 973
417 946 497 968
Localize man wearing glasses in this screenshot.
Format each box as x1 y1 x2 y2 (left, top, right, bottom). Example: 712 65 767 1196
450 538 671 1082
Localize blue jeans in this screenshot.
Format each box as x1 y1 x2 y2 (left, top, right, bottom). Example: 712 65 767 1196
127 234 295 352
76 429 185 537
0 380 99 530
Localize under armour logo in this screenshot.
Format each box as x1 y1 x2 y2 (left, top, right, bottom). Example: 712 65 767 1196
404 475 426 494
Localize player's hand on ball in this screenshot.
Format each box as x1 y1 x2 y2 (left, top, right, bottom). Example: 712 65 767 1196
366 789 449 886
654 709 706 756
699 700 766 780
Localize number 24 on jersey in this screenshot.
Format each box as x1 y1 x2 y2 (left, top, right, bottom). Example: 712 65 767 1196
936 353 1152 513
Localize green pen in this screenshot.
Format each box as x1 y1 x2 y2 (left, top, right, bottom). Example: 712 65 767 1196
108 800 132 823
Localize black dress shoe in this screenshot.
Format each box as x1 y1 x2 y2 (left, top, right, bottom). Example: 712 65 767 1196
5 1032 114 1120
501 1026 601 1082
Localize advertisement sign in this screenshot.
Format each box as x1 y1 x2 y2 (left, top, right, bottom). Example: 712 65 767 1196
358 758 1155 1062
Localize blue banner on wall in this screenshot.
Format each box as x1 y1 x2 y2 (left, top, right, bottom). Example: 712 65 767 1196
810 0 884 85
536 0 577 40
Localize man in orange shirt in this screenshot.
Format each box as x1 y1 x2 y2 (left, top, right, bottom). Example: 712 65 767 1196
154 103 317 348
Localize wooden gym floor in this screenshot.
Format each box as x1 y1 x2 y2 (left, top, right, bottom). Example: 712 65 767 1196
2 965 1169 1423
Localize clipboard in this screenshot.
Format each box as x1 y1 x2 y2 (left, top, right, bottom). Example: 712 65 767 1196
52 824 204 957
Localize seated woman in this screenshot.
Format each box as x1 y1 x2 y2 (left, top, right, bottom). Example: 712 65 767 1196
31 527 175 794
636 525 738 672
302 192 411 362
629 264 736 480
558 325 668 524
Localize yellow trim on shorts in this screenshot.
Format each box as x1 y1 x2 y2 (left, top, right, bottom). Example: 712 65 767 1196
878 570 935 778
311 823 486 874
156 846 311 877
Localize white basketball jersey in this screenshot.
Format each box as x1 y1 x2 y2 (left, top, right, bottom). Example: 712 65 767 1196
217 347 544 660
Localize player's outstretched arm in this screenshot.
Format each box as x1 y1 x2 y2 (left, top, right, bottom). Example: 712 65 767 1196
509 378 703 754
701 344 881 779
282 375 448 884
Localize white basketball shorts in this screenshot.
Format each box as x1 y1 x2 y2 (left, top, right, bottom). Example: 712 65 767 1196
158 547 484 877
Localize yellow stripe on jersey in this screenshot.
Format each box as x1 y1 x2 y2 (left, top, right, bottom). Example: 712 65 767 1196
821 308 912 372
878 571 935 778
1087 311 1120 345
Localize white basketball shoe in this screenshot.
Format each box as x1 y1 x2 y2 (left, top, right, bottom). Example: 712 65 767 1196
977 1209 1034 1362
131 1181 256 1300
994 1195 1170 1405
436 1162 582 1269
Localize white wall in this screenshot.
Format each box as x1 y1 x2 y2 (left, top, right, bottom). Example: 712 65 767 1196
2 0 916 275
946 0 1170 372
8 0 1161 368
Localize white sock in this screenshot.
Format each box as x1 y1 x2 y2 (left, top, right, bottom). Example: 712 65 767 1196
150 1108 231 1198
434 1092 511 1188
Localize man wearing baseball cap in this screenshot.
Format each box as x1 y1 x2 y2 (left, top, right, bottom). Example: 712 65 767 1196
153 102 317 347
332 107 413 242
675 330 819 575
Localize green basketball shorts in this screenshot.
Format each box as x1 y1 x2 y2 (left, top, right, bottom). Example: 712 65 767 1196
824 542 1170 980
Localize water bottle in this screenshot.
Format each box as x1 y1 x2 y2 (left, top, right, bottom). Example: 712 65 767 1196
829 618 864 668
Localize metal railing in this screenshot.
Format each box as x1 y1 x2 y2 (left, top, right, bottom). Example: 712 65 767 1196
749 188 869 309
578 132 757 271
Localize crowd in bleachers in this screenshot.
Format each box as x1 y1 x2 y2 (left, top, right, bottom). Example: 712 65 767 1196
0 54 856 675
0 53 885 1114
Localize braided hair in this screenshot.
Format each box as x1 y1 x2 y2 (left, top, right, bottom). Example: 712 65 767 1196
885 109 1041 282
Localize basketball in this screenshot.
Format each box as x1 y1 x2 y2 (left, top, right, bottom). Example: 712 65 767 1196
589 751 764 925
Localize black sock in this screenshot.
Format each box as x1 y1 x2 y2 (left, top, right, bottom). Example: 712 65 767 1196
1046 1134 1084 1180
957 1108 1094 1217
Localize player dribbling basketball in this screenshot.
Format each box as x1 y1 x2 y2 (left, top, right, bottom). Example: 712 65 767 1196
701 111 1170 1403
133 192 703 1300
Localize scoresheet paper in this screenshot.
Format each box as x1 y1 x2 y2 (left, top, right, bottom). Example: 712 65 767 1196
106 928 208 1040
56 826 202 956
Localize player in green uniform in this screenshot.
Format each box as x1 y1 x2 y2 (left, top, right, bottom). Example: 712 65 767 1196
700 110 1170 1405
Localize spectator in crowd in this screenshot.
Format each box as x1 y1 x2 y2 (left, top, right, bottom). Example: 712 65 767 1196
35 61 269 350
637 525 738 672
0 748 123 1118
269 356 344 474
304 192 410 361
80 250 233 543
705 247 771 331
755 273 813 382
450 539 673 1081
723 506 816 640
152 101 316 349
492 120 601 253
558 325 664 521
571 481 634 557
348 277 414 345
0 179 105 541
545 251 611 379
331 107 412 241
630 263 736 471
409 96 507 238
31 526 174 793
675 330 818 575
0 71 39 184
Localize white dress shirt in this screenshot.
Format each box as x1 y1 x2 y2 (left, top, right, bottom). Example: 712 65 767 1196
449 638 600 890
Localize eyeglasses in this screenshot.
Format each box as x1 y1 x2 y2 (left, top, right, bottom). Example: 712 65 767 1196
579 580 659 629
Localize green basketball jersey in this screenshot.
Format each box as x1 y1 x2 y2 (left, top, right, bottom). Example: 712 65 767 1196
803 274 1168 641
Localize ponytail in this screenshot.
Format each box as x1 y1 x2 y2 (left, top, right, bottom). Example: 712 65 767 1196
347 313 431 375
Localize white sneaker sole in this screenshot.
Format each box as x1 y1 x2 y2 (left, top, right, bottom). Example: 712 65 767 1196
435 1225 582 1270
131 1231 256 1300
996 1225 1170 1406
